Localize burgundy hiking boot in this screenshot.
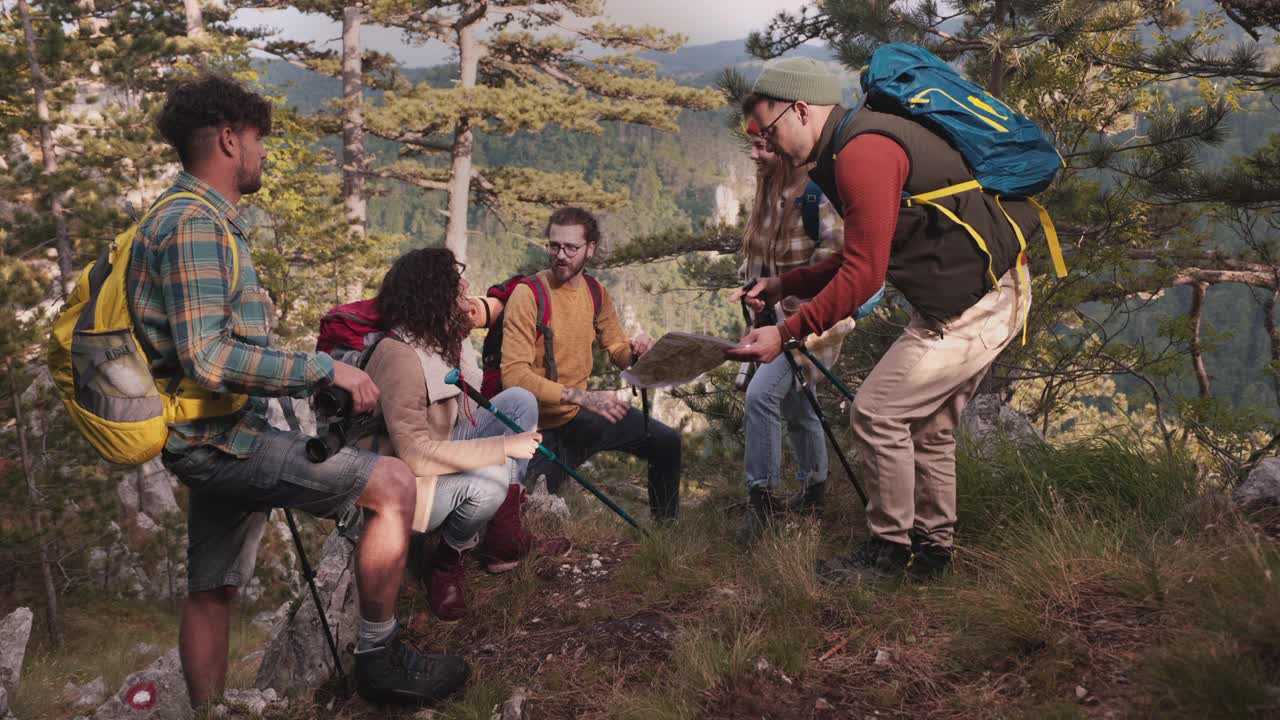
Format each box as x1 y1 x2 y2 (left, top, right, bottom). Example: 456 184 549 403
478 484 572 573
425 540 468 622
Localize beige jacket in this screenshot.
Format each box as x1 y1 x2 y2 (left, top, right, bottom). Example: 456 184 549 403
362 337 505 532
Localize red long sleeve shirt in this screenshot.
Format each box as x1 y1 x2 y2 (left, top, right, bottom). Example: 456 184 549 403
780 133 910 341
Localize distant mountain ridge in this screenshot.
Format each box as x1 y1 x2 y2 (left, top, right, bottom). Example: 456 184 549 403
639 38 834 77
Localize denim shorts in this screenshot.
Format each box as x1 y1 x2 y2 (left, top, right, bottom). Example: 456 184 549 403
163 429 379 593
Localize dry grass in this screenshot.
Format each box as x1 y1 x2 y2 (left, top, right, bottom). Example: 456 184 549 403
14 439 1280 719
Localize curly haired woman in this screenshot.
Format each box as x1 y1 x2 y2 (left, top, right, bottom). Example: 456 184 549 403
363 248 565 621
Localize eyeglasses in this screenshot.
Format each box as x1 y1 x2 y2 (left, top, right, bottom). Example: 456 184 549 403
758 102 796 137
546 241 587 258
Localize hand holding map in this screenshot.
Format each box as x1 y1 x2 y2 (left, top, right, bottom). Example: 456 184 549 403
621 332 738 389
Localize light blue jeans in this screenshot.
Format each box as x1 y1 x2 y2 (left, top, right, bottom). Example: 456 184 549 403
743 354 828 491
422 388 539 549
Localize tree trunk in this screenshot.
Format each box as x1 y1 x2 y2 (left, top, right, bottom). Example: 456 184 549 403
988 0 1010 97
342 3 367 238
340 3 367 302
1188 281 1212 398
183 0 203 38
17 0 73 289
444 2 487 265
8 360 63 650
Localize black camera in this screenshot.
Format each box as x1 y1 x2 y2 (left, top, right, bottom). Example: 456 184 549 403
306 386 382 463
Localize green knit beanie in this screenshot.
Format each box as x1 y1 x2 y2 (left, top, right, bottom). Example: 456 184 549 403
751 57 843 106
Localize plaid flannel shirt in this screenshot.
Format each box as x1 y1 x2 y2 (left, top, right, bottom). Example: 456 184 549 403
742 168 843 316
126 172 334 457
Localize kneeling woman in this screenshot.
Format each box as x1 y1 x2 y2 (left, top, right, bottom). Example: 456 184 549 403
364 248 545 621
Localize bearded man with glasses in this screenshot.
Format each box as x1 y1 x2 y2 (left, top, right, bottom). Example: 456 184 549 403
499 206 683 522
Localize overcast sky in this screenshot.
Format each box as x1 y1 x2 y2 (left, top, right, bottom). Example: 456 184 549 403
234 0 811 66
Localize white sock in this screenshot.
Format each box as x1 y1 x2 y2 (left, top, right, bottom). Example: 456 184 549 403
357 616 397 650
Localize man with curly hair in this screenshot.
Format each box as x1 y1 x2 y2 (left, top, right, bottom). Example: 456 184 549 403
501 207 683 521
129 75 467 708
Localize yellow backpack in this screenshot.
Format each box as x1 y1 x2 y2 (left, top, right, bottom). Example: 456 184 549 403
47 192 248 465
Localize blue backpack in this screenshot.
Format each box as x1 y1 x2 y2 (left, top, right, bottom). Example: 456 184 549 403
861 43 1068 285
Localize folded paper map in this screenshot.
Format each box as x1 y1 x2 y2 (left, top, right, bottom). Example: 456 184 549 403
622 332 738 389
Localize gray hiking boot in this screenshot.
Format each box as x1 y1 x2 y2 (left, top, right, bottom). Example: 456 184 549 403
816 538 911 587
735 487 777 546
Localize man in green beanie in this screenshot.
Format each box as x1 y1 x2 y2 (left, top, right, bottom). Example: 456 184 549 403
726 56 1041 586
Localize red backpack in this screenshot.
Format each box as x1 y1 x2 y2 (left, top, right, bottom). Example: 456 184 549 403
316 299 381 364
315 274 603 398
479 274 601 398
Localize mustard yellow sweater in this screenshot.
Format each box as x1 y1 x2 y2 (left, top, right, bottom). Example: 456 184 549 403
500 271 632 429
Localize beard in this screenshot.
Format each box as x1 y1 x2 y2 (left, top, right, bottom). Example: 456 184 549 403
236 159 263 195
551 253 587 283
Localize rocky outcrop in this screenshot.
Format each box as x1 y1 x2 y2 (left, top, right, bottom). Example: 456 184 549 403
62 676 108 709
0 607 33 703
90 648 191 720
254 529 359 693
960 394 1044 451
1234 457 1280 513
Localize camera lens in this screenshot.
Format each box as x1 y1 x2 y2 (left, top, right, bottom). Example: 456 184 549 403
305 433 342 463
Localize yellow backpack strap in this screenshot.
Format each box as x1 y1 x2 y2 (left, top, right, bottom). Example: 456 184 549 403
905 180 1001 291
995 196 1033 345
1026 197 1068 278
907 179 982 204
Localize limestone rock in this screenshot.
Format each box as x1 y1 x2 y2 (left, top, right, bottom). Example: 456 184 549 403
1234 457 1280 512
90 648 191 720
0 607 33 696
117 478 140 516
137 459 180 518
254 530 359 693
960 394 1043 451
135 513 159 535
63 676 108 708
525 489 570 522
216 687 287 717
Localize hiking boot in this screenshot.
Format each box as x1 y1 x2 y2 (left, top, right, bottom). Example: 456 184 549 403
425 540 468 622
781 481 826 514
478 484 532 573
353 626 469 705
479 484 573 573
908 532 953 581
816 537 911 587
735 487 778 546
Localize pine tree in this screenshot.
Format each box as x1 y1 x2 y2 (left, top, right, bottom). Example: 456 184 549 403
357 0 725 263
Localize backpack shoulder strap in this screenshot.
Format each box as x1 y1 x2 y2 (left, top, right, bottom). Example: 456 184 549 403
522 274 553 330
583 274 604 320
143 192 239 290
798 180 823 242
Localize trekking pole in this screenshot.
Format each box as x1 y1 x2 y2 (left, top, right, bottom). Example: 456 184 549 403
740 282 868 506
794 344 856 402
282 508 348 686
444 370 649 535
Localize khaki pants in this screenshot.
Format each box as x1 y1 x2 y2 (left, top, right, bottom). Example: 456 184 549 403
851 269 1029 548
